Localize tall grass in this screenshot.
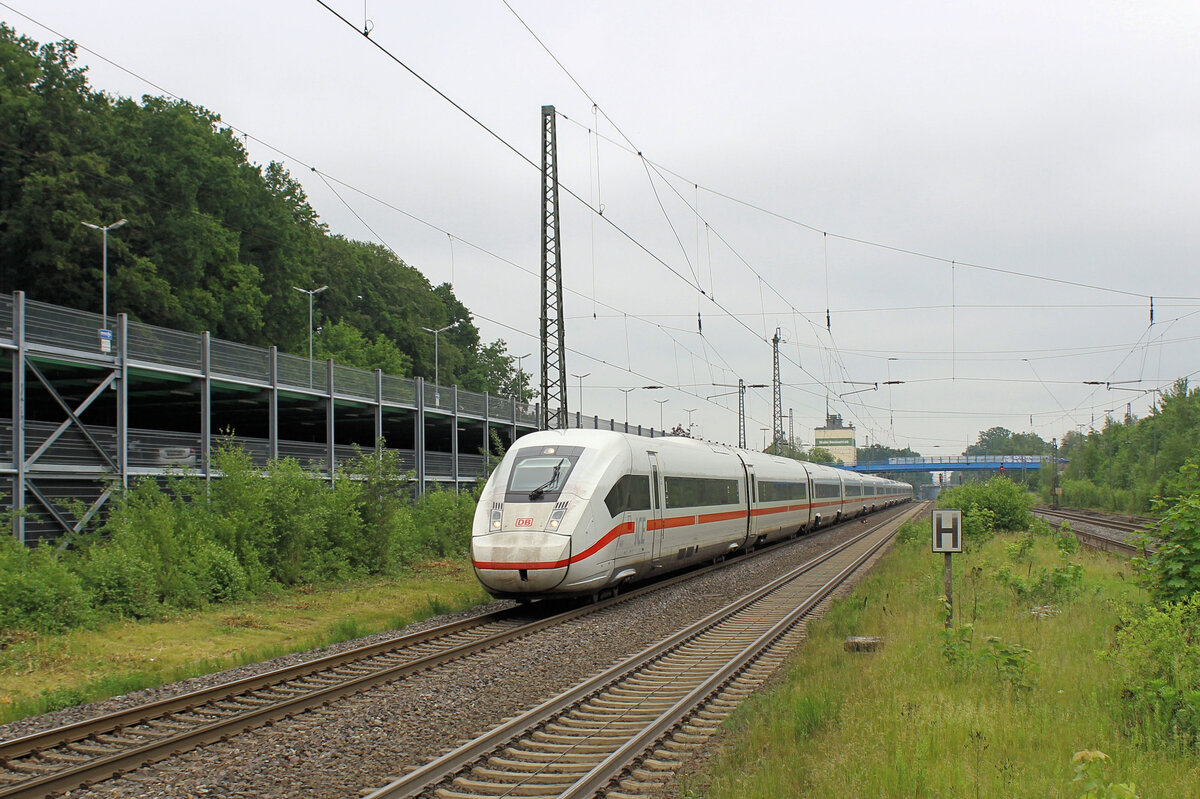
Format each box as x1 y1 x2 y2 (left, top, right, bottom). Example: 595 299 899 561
686 531 1199 797
0 565 491 725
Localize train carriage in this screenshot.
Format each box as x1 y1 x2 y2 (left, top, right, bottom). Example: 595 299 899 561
472 429 911 600
741 450 814 546
807 462 845 528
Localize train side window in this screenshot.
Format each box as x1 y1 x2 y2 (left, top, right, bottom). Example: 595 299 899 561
814 482 841 499
664 476 740 508
758 480 807 502
604 474 652 516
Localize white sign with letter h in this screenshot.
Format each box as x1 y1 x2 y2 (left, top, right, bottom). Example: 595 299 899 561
932 509 963 553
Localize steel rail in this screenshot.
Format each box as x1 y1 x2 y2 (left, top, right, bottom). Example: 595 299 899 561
0 505 899 798
1032 507 1156 556
0 571 710 799
0 605 528 763
364 503 920 798
561 505 916 798
1034 506 1156 534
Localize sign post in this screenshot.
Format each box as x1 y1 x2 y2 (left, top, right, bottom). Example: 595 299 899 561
932 509 962 627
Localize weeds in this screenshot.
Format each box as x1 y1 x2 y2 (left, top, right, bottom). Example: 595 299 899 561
0 440 480 635
1104 592 1200 749
981 635 1036 693
1072 750 1140 798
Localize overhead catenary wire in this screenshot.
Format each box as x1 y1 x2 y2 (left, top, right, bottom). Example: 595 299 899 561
2 4 780 434
326 0 1194 442
561 116 1199 302
11 1 1196 444
314 0 838 432
491 3 879 428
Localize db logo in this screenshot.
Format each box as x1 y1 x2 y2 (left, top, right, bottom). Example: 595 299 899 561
515 517 534 527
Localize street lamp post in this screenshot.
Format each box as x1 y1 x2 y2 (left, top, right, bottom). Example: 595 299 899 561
81 218 128 346
421 322 458 405
514 352 532 399
293 285 328 386
618 388 635 428
615 386 665 431
654 398 669 432
682 407 697 437
570 372 591 419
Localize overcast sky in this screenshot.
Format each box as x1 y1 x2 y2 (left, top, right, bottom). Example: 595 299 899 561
7 0 1199 453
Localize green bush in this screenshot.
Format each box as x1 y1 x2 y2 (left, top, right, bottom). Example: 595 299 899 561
1145 462 1200 606
981 634 1036 693
1056 478 1137 514
1028 516 1054 537
938 477 1033 533
895 518 924 544
961 506 997 544
76 542 157 619
1056 523 1081 557
100 476 208 608
1106 593 1200 749
0 537 92 632
0 441 483 634
409 487 476 558
342 445 415 573
192 540 250 603
204 443 271 590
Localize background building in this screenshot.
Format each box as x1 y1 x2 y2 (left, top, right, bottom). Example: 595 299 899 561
814 413 857 465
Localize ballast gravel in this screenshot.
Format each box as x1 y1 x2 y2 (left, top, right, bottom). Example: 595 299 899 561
4 521 890 799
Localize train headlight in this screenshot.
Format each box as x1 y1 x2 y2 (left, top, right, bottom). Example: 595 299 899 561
545 501 569 531
490 502 502 530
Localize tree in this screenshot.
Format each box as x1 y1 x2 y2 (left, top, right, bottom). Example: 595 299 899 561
459 338 516 396
0 23 526 405
803 447 837 464
1053 379 1200 512
965 427 1050 456
315 320 412 376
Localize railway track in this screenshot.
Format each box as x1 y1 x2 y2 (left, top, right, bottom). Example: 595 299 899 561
1032 506 1157 556
0 570 725 797
367 502 923 799
0 508 908 798
0 605 541 799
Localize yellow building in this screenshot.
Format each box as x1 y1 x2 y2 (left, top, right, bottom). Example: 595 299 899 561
814 413 856 466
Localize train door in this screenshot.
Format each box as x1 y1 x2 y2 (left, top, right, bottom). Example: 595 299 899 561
808 474 816 529
744 463 759 542
648 452 664 567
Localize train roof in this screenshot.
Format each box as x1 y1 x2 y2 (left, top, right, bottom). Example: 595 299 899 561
506 430 908 487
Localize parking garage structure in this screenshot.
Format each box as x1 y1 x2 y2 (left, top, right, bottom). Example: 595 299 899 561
0 292 539 543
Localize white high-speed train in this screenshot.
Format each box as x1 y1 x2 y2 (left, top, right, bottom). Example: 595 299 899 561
471 430 912 599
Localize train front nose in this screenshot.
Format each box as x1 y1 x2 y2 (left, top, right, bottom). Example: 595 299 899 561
472 531 572 594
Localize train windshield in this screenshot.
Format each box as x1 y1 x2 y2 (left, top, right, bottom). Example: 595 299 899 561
506 446 584 502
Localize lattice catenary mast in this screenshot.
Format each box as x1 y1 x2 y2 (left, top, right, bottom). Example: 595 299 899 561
540 105 567 429
772 328 784 447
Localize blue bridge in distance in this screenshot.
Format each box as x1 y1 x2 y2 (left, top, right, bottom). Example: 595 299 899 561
842 455 1054 474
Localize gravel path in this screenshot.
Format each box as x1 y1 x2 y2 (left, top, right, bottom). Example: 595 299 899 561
7 519 891 798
